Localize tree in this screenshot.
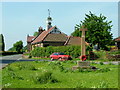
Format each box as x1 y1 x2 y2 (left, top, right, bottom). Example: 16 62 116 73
0 34 5 51
23 45 27 52
71 11 113 50
8 47 16 51
13 40 23 53
33 32 39 37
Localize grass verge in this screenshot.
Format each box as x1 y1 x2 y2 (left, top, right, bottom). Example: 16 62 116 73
2 60 118 88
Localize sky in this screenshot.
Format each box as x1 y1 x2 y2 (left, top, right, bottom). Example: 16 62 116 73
0 1 119 50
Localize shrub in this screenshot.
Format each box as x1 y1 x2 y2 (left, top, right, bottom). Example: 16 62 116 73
30 45 91 58
99 62 104 65
0 51 19 56
17 63 37 70
106 50 120 61
32 71 58 84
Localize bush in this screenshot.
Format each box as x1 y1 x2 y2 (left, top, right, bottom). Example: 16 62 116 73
99 62 104 65
17 63 37 70
106 50 120 61
32 71 58 84
89 51 108 60
30 45 91 58
0 51 19 56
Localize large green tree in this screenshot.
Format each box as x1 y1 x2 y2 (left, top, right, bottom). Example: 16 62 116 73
71 11 113 50
13 40 23 53
0 34 5 51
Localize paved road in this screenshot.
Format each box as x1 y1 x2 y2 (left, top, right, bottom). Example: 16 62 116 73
0 54 49 69
0 54 120 69
0 54 23 69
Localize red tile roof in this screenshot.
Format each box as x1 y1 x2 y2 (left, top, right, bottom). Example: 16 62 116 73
30 26 89 46
43 33 67 42
32 26 55 44
27 36 35 42
115 36 120 41
64 36 89 46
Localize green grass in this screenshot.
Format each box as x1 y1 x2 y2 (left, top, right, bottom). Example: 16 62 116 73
1 60 119 88
31 57 51 60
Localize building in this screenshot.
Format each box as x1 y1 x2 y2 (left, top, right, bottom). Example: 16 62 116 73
27 12 88 52
115 36 120 49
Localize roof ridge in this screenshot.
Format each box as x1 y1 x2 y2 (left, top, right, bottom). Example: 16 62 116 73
32 26 55 44
32 30 46 43
64 36 71 45
42 26 55 41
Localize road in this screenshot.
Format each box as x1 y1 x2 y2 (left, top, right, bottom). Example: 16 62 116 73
0 54 24 69
0 54 120 69
0 54 22 69
0 54 49 69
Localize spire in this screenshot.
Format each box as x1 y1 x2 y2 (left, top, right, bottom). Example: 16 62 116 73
46 9 52 30
48 9 50 17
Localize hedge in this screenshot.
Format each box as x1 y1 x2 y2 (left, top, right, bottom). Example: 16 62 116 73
30 45 92 58
0 51 21 56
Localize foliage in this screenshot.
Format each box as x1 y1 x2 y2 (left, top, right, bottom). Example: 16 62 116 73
32 71 58 84
33 32 39 37
8 47 16 52
89 50 120 61
71 11 113 50
0 34 5 51
13 40 23 53
30 45 91 58
2 61 118 88
0 51 18 56
108 50 120 55
22 45 27 52
106 50 120 61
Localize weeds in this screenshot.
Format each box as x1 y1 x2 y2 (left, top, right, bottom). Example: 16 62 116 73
8 71 24 80
76 83 84 88
17 63 37 70
7 66 14 71
100 62 104 65
97 81 108 88
32 71 58 84
95 68 110 73
2 61 117 88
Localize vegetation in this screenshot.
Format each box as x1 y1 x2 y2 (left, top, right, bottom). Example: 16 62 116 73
8 47 16 52
0 51 19 56
8 40 23 53
30 45 92 58
0 34 5 51
2 61 118 88
33 32 39 37
71 11 113 50
13 40 23 53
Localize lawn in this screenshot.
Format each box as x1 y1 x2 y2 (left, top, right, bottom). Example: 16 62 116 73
1 60 119 88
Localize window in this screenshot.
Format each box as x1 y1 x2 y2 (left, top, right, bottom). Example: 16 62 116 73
53 53 59 55
59 53 65 55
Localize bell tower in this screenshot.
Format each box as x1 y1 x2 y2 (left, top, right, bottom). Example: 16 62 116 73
46 9 52 30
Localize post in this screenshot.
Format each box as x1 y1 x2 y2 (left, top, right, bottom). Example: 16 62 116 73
80 25 88 58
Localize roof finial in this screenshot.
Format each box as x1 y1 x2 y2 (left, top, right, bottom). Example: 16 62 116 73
48 9 50 17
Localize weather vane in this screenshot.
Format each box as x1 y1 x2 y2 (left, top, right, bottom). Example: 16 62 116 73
48 9 51 17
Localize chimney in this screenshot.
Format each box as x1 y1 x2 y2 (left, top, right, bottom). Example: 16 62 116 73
38 26 44 34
